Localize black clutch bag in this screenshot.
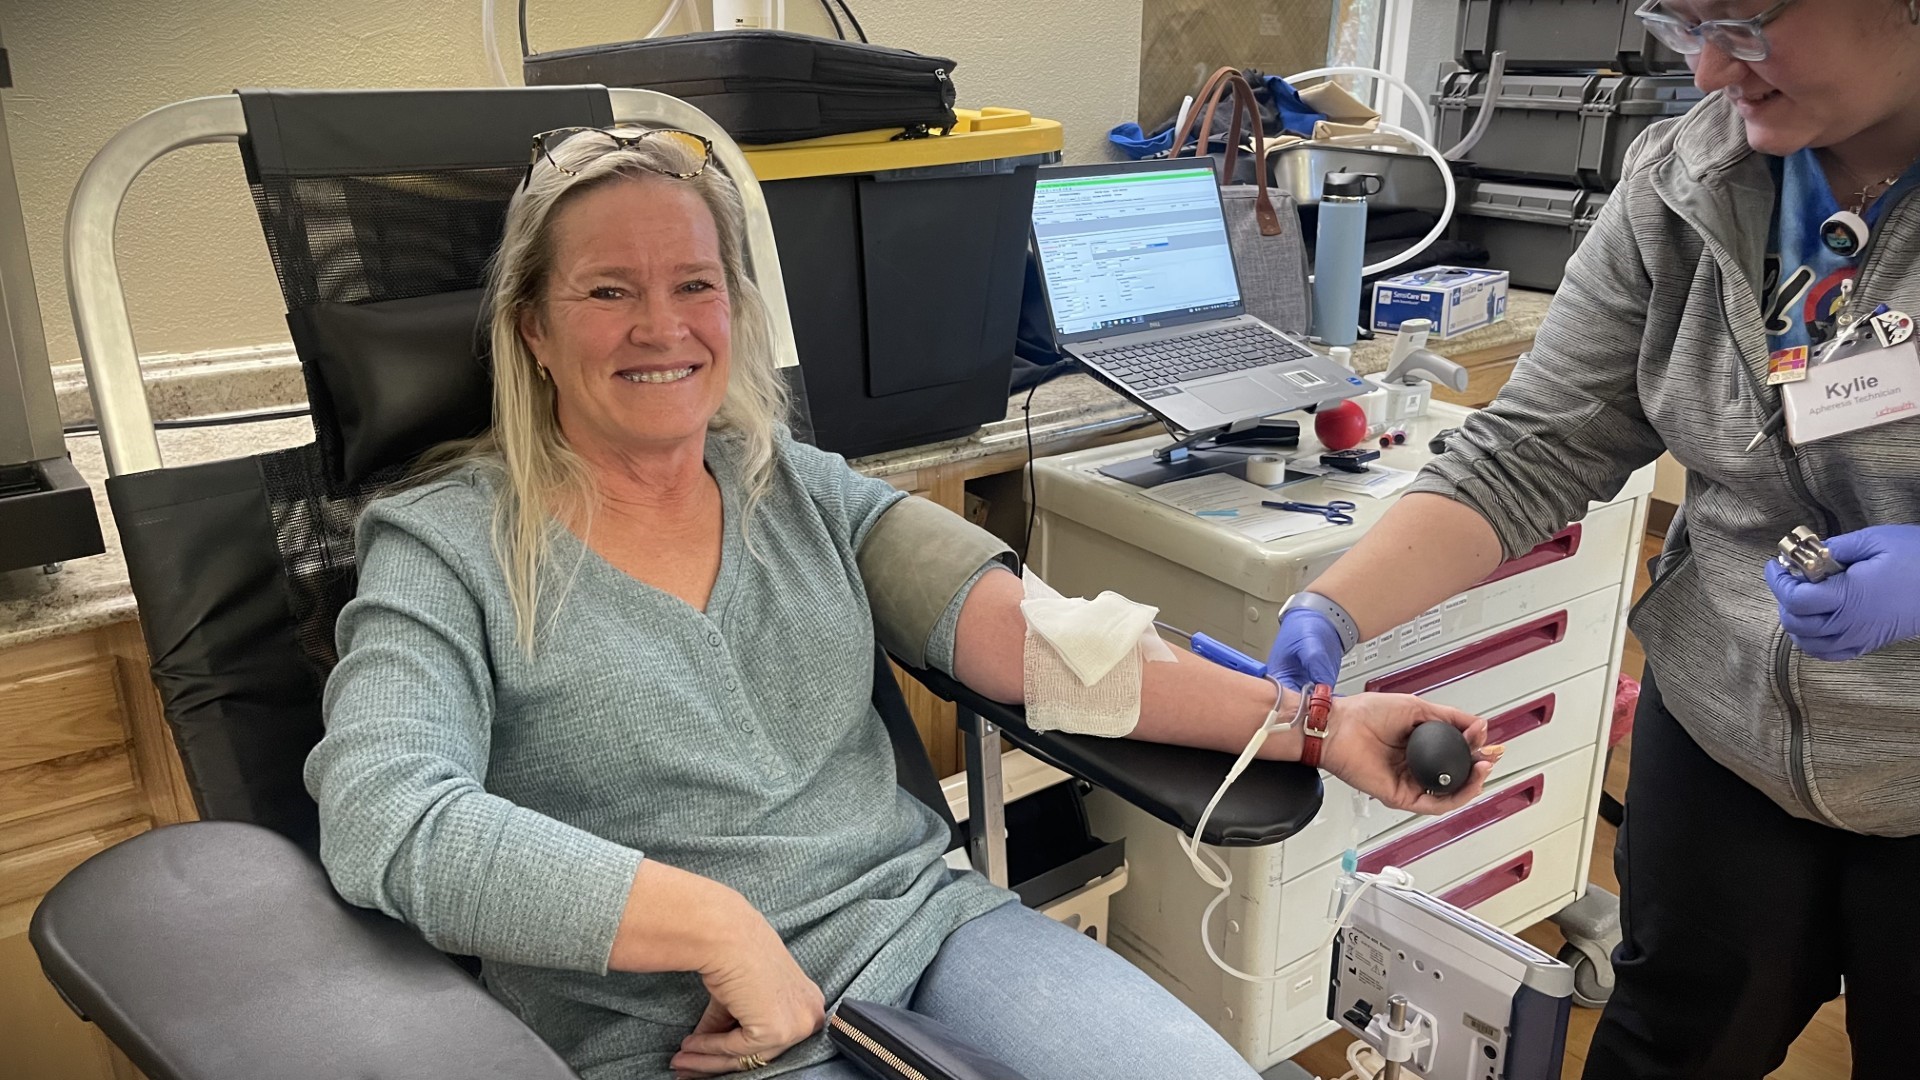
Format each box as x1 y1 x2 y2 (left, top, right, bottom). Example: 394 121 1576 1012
828 1000 1034 1080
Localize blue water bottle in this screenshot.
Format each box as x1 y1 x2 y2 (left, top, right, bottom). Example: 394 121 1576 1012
1312 171 1384 347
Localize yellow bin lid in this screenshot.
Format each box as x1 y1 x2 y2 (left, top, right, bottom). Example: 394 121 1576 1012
738 108 1063 181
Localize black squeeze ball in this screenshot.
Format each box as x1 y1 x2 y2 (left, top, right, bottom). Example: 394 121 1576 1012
1405 721 1474 796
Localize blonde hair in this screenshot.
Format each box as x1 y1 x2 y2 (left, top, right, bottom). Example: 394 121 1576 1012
423 128 789 653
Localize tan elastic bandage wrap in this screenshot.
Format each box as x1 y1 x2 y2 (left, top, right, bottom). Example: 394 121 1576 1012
1024 633 1147 736
858 496 1017 670
1020 571 1175 737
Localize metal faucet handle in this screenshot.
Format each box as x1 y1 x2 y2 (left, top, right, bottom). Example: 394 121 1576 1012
1385 347 1470 394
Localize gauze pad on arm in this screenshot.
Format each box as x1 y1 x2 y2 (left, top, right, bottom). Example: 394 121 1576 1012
1020 569 1177 736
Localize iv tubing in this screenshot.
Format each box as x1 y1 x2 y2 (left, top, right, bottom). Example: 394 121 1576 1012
1364 120 1456 279
1281 64 1458 280
481 0 512 86
1443 51 1508 161
645 0 693 38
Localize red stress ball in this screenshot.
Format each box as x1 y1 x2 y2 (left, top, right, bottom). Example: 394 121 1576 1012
1314 400 1369 451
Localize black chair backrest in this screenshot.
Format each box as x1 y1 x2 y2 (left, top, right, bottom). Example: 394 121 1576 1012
111 87 956 850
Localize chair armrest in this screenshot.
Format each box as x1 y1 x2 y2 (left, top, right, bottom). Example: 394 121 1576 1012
30 821 580 1080
899 665 1322 847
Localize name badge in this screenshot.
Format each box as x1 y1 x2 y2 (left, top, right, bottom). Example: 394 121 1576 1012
1782 338 1920 445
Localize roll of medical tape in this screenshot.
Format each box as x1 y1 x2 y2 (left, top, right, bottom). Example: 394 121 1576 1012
1246 454 1288 486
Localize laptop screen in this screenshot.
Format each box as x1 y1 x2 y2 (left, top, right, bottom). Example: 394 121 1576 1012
1031 161 1244 340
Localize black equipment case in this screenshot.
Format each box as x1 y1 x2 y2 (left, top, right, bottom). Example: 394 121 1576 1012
1455 0 1688 74
524 30 958 144
1451 180 1610 291
1434 72 1703 190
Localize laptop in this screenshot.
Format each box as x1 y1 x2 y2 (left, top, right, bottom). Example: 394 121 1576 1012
1029 158 1366 434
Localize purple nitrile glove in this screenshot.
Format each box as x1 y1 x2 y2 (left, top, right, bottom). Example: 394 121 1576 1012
1266 607 1344 689
1765 524 1920 662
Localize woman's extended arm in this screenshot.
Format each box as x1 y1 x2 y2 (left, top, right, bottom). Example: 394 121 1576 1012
949 567 1491 814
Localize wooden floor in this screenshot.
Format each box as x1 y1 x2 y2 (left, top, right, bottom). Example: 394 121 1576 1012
1288 532 1854 1080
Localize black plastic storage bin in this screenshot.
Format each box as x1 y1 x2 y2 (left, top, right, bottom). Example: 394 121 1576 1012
1451 180 1609 290
1456 0 1689 74
742 113 1062 459
1435 73 1702 189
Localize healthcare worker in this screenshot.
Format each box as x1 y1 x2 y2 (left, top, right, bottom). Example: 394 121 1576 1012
1267 0 1920 1076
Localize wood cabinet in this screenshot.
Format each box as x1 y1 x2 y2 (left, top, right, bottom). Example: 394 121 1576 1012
0 622 194 1080
1430 338 1531 410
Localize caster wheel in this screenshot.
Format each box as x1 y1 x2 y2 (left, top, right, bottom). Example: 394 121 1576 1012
1559 943 1613 1008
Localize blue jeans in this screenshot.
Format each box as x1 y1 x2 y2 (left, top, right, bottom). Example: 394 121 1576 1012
789 901 1261 1080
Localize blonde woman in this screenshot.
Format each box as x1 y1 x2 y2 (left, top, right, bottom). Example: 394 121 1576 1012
306 127 1491 1080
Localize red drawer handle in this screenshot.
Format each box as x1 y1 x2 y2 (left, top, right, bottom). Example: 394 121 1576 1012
1359 774 1546 875
1487 694 1557 745
1365 612 1569 697
1440 852 1535 910
1481 525 1583 586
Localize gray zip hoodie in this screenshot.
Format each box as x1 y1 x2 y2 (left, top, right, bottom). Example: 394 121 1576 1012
1409 91 1920 837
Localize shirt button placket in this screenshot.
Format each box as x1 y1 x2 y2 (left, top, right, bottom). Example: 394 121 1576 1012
710 628 776 769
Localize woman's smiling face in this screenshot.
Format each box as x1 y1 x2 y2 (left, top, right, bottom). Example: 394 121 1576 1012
520 176 734 460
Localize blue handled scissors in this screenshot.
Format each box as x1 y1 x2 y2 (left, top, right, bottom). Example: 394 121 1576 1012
1262 499 1356 525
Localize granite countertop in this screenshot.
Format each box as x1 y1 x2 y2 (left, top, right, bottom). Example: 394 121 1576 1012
1351 287 1551 373
0 418 316 652
8 289 1551 648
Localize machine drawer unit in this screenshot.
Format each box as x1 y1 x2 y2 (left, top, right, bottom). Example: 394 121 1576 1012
1029 402 1644 1073
1279 664 1610 877
1090 746 1594 1064
1260 747 1594 976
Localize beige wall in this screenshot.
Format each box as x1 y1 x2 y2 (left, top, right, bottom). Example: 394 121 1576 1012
1136 0 1330 136
2 0 1142 370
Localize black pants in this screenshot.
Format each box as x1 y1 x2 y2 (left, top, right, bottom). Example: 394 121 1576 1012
1582 671 1920 1079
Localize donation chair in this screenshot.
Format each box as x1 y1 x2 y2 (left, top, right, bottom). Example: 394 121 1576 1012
29 86 1325 1080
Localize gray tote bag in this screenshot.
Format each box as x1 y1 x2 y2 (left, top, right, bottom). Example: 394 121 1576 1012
1171 67 1312 336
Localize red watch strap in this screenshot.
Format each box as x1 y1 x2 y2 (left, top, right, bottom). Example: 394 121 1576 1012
1300 684 1334 769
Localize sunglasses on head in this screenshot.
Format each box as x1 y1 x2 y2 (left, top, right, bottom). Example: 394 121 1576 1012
523 126 715 187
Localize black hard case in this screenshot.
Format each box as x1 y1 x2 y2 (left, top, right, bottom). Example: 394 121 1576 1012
523 30 957 144
1455 0 1688 75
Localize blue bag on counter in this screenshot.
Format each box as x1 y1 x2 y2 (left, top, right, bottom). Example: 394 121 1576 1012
1109 72 1326 159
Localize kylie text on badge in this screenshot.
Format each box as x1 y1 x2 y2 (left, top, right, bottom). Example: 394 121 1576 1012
1827 375 1882 399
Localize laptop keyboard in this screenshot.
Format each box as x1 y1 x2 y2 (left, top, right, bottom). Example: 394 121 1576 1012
1082 325 1312 392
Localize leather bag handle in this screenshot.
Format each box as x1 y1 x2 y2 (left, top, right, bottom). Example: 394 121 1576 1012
1172 66 1237 163
1172 68 1282 236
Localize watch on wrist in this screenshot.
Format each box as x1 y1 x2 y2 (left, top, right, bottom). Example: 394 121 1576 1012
1280 592 1361 654
1297 683 1334 769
